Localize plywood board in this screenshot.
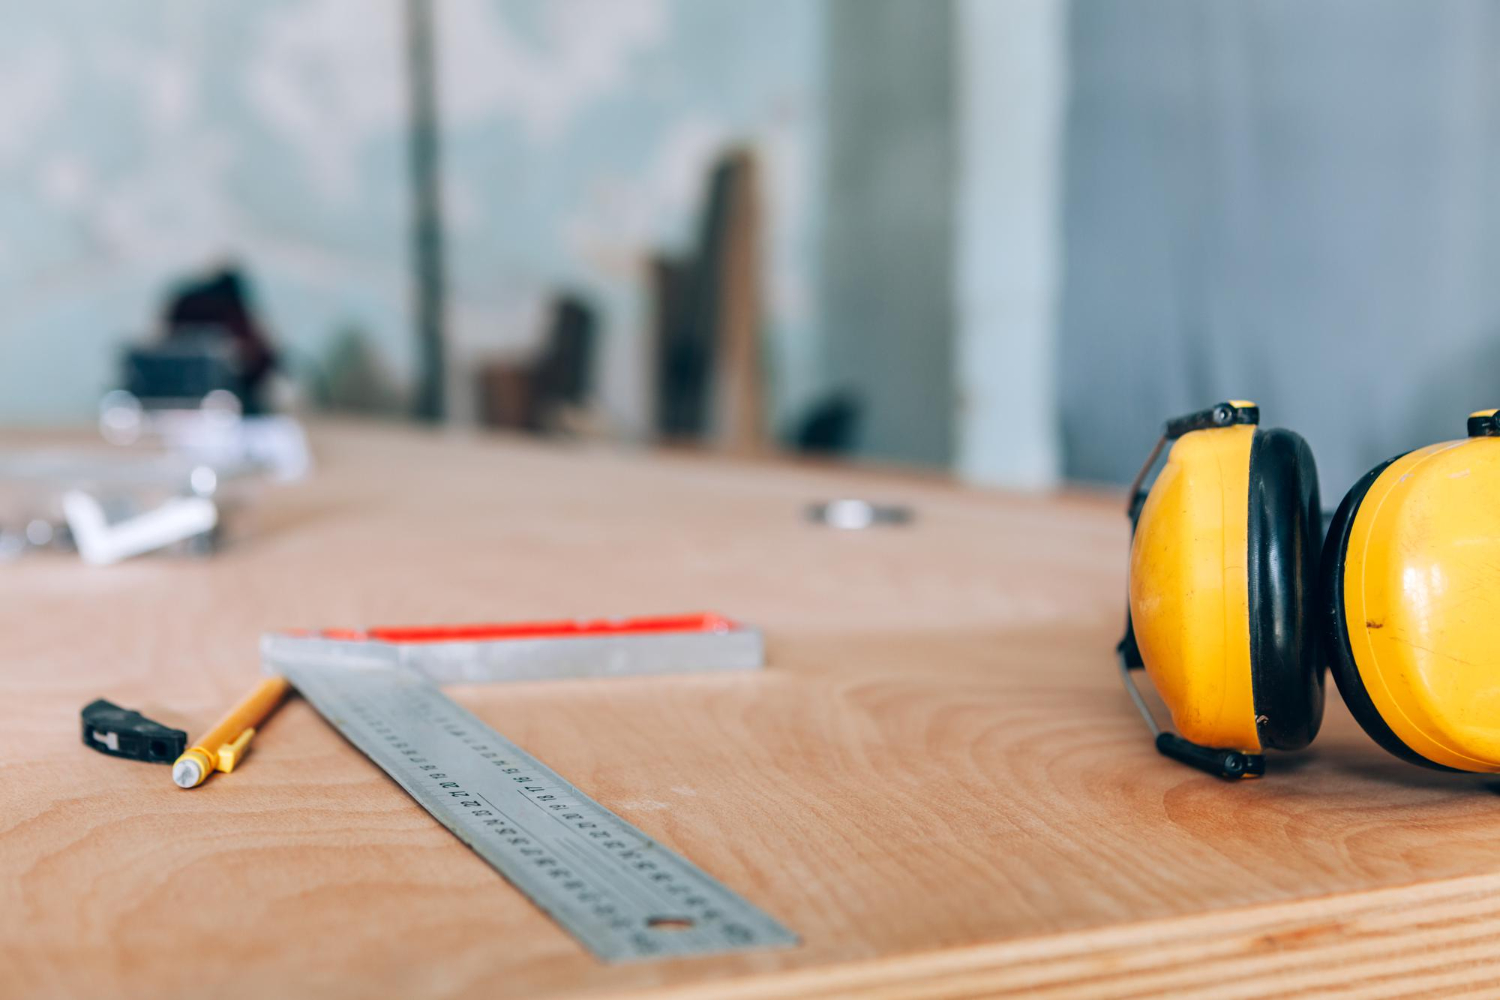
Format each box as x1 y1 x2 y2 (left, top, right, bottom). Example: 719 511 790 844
4 424 1499 999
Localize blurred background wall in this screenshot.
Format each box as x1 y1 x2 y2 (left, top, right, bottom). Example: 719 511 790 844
0 0 413 422
0 0 823 432
1059 0 1500 497
4 0 1498 496
822 0 954 469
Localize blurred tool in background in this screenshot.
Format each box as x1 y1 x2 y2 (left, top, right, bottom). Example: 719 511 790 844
477 294 599 436
152 265 279 415
0 263 309 566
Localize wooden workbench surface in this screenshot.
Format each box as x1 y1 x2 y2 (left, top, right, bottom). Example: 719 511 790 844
6 423 1500 999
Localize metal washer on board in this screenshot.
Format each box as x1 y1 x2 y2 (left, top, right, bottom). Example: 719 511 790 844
806 499 914 530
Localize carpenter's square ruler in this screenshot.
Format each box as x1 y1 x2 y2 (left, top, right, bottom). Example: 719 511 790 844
263 614 796 963
261 612 764 685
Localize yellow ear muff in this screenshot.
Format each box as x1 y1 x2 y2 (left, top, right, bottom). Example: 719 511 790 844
1324 409 1500 772
1128 402 1324 759
1130 422 1261 751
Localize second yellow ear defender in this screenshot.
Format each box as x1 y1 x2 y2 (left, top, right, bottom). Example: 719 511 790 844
1321 408 1500 773
1118 401 1324 779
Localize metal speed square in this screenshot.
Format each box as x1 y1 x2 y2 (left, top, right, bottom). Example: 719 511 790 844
260 612 763 684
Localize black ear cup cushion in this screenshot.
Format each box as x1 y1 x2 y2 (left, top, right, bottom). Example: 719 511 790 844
1320 455 1458 771
1246 428 1325 751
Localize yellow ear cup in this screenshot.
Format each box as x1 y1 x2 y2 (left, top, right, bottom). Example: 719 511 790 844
1325 411 1500 772
1130 423 1261 751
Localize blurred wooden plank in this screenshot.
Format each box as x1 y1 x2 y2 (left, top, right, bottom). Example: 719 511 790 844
652 150 767 451
709 150 768 455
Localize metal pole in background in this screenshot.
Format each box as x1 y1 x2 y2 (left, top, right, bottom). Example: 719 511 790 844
405 0 446 422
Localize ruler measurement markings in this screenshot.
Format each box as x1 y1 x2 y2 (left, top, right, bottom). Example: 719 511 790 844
505 746 761 934
390 749 635 946
549 834 693 948
280 660 796 961
403 699 749 955
550 836 723 956
335 682 639 941
400 686 685 892
496 757 725 935
551 820 738 926
540 798 781 948
556 838 721 956
301 678 585 901
513 765 780 946
549 822 701 927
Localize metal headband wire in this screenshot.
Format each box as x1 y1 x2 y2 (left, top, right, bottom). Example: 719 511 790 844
1117 644 1163 736
1118 429 1170 737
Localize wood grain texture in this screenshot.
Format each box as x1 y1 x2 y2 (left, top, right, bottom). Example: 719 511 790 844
641 872 1500 999
4 423 1500 999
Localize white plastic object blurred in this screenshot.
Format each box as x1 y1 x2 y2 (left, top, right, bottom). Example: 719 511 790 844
98 390 312 482
62 490 218 567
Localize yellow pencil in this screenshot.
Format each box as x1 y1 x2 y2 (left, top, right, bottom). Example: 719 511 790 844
172 676 290 789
